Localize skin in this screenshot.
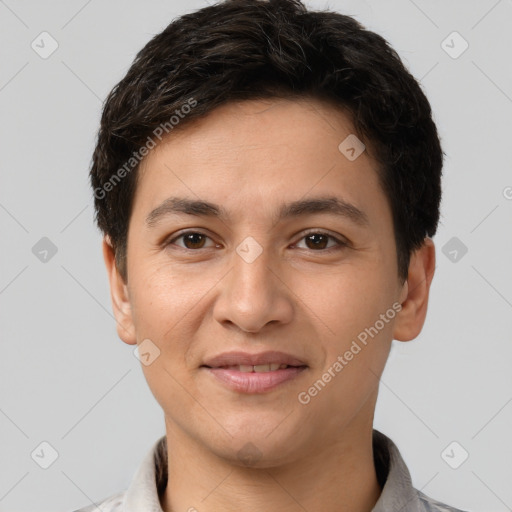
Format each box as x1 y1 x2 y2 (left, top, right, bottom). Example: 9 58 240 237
103 97 435 512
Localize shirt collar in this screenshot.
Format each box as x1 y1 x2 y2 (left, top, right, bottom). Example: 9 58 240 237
123 429 421 512
371 430 421 511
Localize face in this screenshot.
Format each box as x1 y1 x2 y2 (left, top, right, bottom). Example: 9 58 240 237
104 98 434 466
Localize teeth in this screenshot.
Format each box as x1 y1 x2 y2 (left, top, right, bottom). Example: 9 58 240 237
224 363 291 372
253 364 270 372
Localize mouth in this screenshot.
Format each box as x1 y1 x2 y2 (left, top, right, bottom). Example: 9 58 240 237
201 351 308 393
203 363 304 372
202 350 307 368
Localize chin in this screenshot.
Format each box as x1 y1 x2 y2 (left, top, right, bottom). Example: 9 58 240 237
207 415 309 467
216 440 299 469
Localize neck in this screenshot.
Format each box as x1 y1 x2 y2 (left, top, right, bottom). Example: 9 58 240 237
160 417 382 512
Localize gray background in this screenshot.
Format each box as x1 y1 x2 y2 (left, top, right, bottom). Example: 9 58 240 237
1 1 511 511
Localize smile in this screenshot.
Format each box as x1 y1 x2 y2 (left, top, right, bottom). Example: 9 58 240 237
211 363 293 372
202 365 307 393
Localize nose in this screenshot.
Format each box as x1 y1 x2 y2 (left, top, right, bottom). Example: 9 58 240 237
212 241 294 334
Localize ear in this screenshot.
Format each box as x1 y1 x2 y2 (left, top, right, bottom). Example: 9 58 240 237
102 236 137 345
393 237 436 342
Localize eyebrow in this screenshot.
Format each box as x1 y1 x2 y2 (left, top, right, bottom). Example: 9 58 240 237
145 195 370 228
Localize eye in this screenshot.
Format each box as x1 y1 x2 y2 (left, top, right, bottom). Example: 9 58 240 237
167 231 217 250
165 229 348 252
293 230 348 251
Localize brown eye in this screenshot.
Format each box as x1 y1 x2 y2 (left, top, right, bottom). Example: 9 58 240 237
304 233 330 250
182 233 207 249
168 231 216 250
295 231 347 252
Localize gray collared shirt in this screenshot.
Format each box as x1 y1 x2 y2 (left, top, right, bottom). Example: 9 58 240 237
72 430 467 512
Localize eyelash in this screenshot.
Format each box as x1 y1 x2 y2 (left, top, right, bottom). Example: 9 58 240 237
165 229 348 253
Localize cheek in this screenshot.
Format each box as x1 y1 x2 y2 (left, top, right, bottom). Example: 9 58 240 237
128 259 206 334
131 269 201 413
140 359 202 438
301 261 398 401
297 264 392 339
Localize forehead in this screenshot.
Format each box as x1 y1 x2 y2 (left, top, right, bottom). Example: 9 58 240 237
145 97 360 161
132 98 390 229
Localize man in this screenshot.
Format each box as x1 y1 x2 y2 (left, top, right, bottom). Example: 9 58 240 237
76 0 467 510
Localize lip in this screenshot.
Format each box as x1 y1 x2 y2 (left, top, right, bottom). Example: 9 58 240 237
202 350 307 368
201 351 308 394
203 366 307 393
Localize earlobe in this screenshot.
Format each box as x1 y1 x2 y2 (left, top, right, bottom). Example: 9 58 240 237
102 236 137 345
392 237 436 342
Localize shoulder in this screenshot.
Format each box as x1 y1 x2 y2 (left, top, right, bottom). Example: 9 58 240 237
417 489 469 512
71 490 126 512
